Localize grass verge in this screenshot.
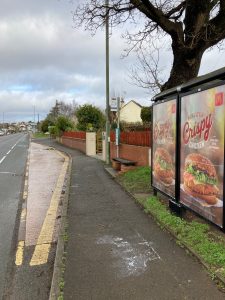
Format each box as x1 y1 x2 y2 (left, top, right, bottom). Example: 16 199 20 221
32 132 49 138
117 166 152 193
117 167 225 287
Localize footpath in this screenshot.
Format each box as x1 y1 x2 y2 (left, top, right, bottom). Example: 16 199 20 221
37 139 224 300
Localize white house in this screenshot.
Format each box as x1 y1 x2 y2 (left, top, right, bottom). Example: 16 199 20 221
119 100 143 123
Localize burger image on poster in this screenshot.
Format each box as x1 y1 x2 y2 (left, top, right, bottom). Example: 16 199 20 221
153 147 174 185
183 153 219 205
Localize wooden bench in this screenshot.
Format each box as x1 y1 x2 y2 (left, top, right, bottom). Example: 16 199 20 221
112 158 137 172
112 158 136 166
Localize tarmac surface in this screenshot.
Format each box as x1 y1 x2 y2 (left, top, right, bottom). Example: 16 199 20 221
0 133 29 299
5 142 69 300
40 139 225 300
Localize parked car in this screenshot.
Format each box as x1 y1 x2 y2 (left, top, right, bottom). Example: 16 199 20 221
0 131 4 136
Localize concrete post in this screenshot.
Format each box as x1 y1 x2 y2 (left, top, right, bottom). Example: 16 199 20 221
86 132 96 156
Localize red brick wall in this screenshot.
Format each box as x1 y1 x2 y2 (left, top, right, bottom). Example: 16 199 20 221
61 137 86 153
110 143 150 166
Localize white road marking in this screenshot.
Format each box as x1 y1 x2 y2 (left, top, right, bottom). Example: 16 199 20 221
0 156 6 164
0 172 17 175
0 135 26 165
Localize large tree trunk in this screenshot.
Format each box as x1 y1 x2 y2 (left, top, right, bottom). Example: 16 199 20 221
161 43 204 91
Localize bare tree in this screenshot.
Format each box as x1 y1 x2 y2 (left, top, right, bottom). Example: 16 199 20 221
58 100 78 117
129 44 164 93
47 100 79 123
73 0 225 90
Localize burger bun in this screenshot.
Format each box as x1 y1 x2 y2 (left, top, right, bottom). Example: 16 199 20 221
183 183 218 205
154 171 173 185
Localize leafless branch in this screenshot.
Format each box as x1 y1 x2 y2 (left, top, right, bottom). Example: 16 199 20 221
72 0 225 90
128 45 164 93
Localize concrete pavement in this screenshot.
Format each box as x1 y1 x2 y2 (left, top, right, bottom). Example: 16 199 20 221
40 139 225 300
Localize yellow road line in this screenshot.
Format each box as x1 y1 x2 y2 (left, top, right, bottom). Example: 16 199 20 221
15 145 30 266
30 155 69 266
24 183 28 189
23 191 28 199
14 209 26 265
29 244 51 266
15 241 25 266
21 208 27 221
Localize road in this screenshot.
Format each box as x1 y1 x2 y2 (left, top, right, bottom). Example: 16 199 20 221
7 140 68 300
0 133 29 299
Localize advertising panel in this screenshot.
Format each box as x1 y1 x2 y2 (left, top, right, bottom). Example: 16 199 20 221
180 85 225 227
152 99 176 198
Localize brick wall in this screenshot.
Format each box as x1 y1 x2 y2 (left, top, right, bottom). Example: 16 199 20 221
61 136 86 153
110 143 150 166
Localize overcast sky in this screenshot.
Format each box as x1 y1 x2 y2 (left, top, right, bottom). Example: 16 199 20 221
1 0 225 122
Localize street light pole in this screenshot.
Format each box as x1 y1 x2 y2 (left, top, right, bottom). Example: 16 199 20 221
105 0 110 165
33 105 36 123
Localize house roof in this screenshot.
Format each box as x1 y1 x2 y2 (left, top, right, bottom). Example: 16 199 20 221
121 100 143 109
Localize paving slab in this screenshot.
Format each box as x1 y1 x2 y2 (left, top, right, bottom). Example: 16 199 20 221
26 143 63 246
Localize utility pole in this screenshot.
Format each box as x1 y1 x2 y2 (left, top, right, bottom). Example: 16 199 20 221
33 105 36 133
105 0 110 165
37 113 40 132
116 96 120 158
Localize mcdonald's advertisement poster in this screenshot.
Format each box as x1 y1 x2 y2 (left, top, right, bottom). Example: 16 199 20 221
152 100 176 198
180 85 225 227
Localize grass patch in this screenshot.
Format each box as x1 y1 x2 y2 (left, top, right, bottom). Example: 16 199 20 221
117 166 152 193
118 167 225 283
57 222 69 300
32 132 49 138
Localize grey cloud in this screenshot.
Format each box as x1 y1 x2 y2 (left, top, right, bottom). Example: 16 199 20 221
0 0 224 122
